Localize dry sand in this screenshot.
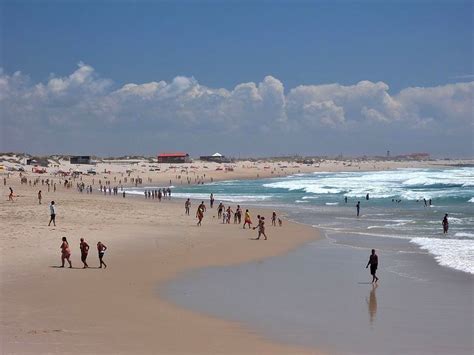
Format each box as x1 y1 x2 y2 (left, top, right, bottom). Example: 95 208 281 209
1 176 322 355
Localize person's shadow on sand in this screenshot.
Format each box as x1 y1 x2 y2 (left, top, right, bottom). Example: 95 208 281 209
366 284 378 326
49 266 101 269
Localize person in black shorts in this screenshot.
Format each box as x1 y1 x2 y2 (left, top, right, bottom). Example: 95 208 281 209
97 241 107 269
366 249 379 283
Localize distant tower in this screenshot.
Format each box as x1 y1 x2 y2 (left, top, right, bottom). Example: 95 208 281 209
387 150 390 157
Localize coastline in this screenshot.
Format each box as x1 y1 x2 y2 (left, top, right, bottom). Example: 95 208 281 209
1 178 323 354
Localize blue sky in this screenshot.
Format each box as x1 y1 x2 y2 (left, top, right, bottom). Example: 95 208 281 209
3 0 472 92
1 0 473 156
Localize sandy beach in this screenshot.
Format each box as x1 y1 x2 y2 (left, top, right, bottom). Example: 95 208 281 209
1 166 323 355
1 157 472 354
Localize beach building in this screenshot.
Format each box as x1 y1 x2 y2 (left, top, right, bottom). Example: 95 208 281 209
157 152 190 164
70 156 92 164
200 152 227 163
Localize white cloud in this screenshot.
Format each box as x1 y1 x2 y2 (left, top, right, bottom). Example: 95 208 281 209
1 63 472 155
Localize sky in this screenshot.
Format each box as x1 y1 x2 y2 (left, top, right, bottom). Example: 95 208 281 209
1 0 473 157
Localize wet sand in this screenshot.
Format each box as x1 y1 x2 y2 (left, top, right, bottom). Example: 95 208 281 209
164 231 474 355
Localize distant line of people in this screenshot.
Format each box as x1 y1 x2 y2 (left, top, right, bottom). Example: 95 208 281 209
144 188 172 201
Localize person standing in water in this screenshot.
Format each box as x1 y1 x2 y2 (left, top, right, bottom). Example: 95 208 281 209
366 193 369 200
356 201 361 217
80 238 90 268
60 237 72 268
48 201 56 226
442 214 449 234
97 241 107 268
344 196 348 204
366 249 379 283
210 193 215 208
38 190 42 205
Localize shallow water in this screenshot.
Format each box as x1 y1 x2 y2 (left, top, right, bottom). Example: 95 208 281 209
163 235 473 355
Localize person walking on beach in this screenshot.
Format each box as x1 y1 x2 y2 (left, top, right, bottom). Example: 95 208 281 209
243 209 252 229
97 241 107 268
185 198 191 215
236 205 242 224
210 193 215 208
60 237 72 268
344 196 348 204
253 216 267 240
271 211 277 226
366 249 379 283
48 201 56 226
442 214 449 234
80 238 90 268
8 187 14 202
38 190 42 205
217 202 224 219
196 206 204 226
226 206 233 224
198 201 207 213
356 201 361 217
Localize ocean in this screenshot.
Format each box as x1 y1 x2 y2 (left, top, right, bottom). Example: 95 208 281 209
127 167 474 274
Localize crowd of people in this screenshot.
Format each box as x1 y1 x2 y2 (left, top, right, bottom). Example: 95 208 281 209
189 194 282 241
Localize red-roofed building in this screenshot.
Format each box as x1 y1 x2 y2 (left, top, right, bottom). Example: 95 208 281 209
157 152 190 164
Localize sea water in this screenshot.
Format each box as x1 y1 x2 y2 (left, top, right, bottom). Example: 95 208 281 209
129 167 474 274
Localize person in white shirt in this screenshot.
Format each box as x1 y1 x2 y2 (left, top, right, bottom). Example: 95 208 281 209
48 201 56 226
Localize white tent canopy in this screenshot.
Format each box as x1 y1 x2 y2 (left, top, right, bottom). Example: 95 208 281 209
212 152 223 157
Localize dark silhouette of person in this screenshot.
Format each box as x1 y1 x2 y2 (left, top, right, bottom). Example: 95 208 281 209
366 249 379 283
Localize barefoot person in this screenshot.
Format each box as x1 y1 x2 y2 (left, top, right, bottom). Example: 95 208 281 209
48 201 56 226
8 187 14 202
366 249 379 283
356 201 361 217
38 190 42 205
60 237 72 268
442 214 449 234
253 215 267 240
243 209 252 229
196 205 204 226
271 211 277 226
97 241 107 268
217 202 224 219
185 198 191 215
80 238 90 268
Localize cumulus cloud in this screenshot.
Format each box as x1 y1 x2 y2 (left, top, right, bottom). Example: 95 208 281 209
0 63 472 156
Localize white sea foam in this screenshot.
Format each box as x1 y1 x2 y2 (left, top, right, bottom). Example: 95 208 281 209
264 168 474 200
411 237 474 274
454 232 474 238
469 197 474 203
171 192 273 203
325 202 339 205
